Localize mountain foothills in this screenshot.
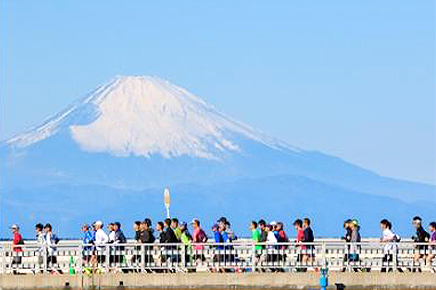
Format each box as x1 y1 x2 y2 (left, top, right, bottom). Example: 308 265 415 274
1 76 434 237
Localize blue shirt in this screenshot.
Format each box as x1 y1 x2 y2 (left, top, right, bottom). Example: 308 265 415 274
83 231 95 250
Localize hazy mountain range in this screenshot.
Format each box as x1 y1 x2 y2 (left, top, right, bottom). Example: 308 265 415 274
1 76 434 238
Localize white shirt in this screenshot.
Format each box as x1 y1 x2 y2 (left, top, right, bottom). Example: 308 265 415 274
95 228 109 250
267 231 278 244
108 231 116 243
45 232 56 255
381 229 397 253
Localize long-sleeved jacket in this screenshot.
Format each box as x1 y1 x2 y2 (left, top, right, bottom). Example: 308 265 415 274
139 230 155 243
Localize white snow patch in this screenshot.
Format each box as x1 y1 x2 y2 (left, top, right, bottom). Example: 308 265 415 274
7 76 301 159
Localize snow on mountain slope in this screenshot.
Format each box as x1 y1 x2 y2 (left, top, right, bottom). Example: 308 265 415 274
2 76 434 204
6 76 298 160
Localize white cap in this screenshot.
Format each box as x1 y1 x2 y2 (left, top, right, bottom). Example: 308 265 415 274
270 221 277 226
94 220 103 226
190 218 199 224
10 224 19 229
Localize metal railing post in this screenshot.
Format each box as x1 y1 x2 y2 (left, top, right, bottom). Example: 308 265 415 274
251 242 256 272
141 244 145 272
322 241 326 268
78 244 83 273
180 244 186 270
43 244 48 273
0 244 4 274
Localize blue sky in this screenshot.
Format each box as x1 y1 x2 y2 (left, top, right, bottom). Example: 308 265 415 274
1 0 434 184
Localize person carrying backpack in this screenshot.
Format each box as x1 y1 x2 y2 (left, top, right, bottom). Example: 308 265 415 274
11 224 23 274
411 216 430 272
191 218 208 265
44 223 61 274
380 219 402 272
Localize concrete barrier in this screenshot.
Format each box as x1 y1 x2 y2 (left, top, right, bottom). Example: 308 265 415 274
0 272 436 289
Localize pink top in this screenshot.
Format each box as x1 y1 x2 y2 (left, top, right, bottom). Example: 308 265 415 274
192 227 206 250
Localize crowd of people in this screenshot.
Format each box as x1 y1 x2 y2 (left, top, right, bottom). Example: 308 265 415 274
9 215 436 273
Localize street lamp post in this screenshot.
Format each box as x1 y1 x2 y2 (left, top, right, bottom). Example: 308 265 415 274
163 188 171 219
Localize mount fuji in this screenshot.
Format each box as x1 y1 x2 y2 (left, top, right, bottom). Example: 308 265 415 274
1 76 434 238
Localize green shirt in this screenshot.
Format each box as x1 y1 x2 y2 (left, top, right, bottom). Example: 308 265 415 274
180 232 192 247
174 227 182 241
252 229 262 250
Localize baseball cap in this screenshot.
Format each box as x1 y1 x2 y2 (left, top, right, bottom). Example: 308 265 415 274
217 217 227 223
10 224 19 230
190 218 199 224
179 221 187 228
94 220 103 226
270 221 277 226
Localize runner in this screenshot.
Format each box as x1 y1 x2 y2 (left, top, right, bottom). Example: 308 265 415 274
82 224 95 264
191 218 207 266
341 219 352 272
250 221 262 271
113 222 127 267
411 216 429 272
133 221 141 243
349 219 361 272
11 224 23 274
380 219 402 272
94 221 109 264
293 219 306 271
44 223 61 274
425 221 436 273
35 223 45 271
107 223 116 243
258 219 268 244
303 218 315 264
172 218 182 242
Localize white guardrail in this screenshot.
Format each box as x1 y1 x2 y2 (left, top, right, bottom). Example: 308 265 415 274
1 240 435 274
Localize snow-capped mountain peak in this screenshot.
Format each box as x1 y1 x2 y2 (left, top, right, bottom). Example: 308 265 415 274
6 76 296 159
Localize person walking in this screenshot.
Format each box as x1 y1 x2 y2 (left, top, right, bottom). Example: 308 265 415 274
11 225 23 274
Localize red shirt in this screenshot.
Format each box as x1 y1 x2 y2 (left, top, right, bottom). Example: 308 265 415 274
296 229 305 250
13 232 23 252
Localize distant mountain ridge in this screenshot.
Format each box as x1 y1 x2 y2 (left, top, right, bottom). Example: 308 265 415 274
1 76 434 238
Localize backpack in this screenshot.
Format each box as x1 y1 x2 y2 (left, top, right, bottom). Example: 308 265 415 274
51 234 60 244
198 229 208 243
